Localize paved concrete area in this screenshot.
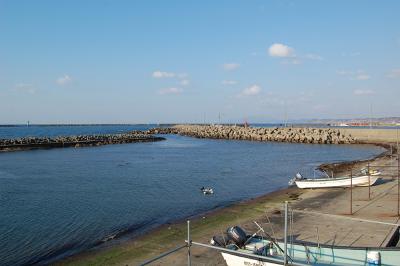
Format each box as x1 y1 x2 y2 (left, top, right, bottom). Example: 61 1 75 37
256 155 400 248
340 128 400 144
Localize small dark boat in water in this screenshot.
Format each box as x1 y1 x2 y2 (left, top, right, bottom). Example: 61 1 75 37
200 187 214 195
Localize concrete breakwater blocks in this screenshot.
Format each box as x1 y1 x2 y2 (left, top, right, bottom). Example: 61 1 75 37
0 132 165 152
147 125 356 144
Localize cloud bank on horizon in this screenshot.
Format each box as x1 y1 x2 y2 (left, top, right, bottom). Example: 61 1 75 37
0 0 399 124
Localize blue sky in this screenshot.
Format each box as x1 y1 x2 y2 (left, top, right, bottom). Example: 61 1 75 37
1 0 399 124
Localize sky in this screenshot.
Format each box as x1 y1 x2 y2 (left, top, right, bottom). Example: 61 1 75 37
0 0 399 124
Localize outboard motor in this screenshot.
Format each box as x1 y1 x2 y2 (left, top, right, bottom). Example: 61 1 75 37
289 172 303 186
210 235 227 247
227 226 247 247
295 172 303 179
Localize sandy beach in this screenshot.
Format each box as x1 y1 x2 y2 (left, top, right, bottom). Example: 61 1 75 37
57 128 400 266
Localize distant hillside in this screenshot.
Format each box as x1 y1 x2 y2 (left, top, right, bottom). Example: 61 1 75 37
307 117 400 126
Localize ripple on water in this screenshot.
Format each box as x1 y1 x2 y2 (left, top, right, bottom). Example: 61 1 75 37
0 134 385 265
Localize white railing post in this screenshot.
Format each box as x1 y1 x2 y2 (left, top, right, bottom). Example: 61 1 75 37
284 201 288 265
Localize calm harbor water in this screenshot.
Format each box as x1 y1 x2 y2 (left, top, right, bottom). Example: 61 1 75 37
0 126 385 265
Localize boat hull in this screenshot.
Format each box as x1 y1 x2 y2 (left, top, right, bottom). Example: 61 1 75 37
295 175 379 189
222 252 280 266
220 237 400 266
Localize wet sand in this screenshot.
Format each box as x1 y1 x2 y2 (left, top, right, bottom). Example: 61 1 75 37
57 128 400 266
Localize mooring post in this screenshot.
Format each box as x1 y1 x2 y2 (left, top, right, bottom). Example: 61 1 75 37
350 169 353 215
284 201 288 265
187 220 191 266
368 162 371 200
398 154 400 217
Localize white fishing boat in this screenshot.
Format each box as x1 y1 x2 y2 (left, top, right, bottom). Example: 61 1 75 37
289 170 381 189
212 216 399 266
219 235 399 266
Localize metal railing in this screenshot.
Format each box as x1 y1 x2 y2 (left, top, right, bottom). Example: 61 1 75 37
140 202 309 266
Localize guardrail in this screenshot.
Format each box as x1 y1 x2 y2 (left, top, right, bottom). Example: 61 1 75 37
140 205 310 266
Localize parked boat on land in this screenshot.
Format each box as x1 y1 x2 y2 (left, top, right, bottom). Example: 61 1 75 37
211 225 399 266
289 169 381 189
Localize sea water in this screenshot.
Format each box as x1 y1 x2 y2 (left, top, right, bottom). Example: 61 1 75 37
0 125 385 265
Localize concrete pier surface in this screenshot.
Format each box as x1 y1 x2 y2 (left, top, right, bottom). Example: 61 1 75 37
340 127 400 144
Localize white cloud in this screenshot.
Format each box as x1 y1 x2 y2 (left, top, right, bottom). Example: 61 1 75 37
337 70 370 80
238 84 261 97
152 71 176 78
304 53 323 61
387 69 400 79
14 83 36 94
180 79 190 86
268 43 294 57
223 63 240 71
56 74 72 85
354 74 370 80
353 89 375 95
158 87 183 95
221 80 237 85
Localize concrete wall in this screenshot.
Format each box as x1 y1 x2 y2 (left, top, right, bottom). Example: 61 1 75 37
339 128 400 144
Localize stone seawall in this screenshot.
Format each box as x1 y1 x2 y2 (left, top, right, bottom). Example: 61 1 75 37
0 132 165 152
147 125 356 144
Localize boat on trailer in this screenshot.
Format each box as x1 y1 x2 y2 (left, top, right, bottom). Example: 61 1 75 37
289 170 381 189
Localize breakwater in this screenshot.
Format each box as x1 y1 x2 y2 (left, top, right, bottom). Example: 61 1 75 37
147 125 356 144
0 131 165 152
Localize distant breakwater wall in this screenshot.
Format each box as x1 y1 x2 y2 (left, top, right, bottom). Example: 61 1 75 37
147 125 356 144
0 132 165 152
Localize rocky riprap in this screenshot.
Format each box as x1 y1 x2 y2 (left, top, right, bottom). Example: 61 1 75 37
147 125 356 144
0 131 165 152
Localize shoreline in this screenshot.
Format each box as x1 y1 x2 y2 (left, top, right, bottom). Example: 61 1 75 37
56 141 392 266
57 187 304 266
